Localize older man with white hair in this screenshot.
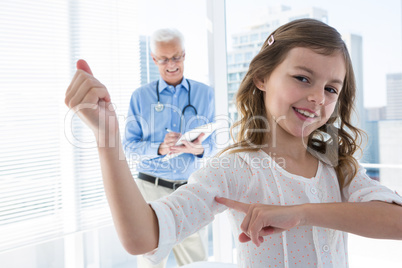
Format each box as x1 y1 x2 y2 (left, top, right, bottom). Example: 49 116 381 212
123 28 217 268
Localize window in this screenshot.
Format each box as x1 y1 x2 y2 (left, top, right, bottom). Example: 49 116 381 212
234 53 243 63
227 54 234 64
239 35 249 44
233 36 239 45
245 51 253 61
1 0 212 266
228 83 240 92
0 0 140 255
250 33 259 42
228 73 238 82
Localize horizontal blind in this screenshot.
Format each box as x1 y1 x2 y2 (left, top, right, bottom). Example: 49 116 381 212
68 0 140 230
0 0 140 252
0 0 69 252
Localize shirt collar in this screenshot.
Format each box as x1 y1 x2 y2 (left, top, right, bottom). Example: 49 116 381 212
158 77 189 93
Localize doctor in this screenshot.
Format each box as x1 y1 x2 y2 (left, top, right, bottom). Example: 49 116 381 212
122 28 216 268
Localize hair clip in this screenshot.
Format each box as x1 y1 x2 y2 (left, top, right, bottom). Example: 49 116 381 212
268 35 275 46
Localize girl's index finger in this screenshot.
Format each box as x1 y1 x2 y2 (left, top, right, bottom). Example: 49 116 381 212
215 196 249 213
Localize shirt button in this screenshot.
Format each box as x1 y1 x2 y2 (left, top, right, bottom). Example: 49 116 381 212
323 244 330 252
311 187 317 195
173 124 176 127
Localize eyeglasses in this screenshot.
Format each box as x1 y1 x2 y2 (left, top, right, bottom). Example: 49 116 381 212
155 53 185 65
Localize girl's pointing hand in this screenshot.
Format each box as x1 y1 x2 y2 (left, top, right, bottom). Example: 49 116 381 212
215 196 303 247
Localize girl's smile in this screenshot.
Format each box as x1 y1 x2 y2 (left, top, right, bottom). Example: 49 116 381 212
293 107 319 121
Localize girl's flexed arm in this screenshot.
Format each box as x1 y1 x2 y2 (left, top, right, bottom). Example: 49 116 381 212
216 197 402 247
65 60 159 255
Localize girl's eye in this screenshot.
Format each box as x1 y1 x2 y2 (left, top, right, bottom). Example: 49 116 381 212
295 76 309 83
325 87 338 94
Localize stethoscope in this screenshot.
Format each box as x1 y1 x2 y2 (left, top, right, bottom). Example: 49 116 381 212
155 79 198 132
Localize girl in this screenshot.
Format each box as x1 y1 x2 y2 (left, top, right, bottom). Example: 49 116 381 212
65 19 402 267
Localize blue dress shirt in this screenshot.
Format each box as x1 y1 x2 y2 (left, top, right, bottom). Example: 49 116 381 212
123 77 217 181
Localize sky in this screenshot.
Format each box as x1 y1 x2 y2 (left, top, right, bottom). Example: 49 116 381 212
137 0 402 108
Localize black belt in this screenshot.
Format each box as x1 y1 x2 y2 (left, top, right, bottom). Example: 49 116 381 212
138 172 187 190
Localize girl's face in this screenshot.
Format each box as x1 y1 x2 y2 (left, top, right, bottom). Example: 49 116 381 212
259 47 346 139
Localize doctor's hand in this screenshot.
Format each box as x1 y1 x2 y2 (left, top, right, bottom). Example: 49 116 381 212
65 59 117 140
215 197 303 247
158 132 182 155
170 133 205 156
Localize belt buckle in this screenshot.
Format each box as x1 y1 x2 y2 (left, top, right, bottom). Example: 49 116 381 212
172 181 185 190
172 181 181 190
154 177 159 187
